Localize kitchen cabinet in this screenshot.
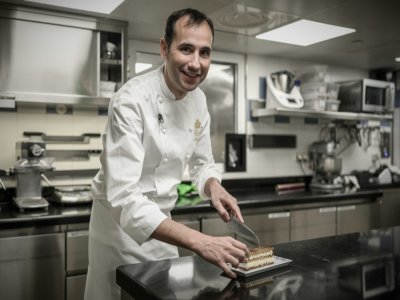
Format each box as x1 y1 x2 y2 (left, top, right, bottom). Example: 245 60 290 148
379 188 400 228
290 204 337 241
65 223 89 300
0 3 127 106
0 226 65 300
66 274 87 300
242 207 290 245
99 31 125 98
337 200 380 235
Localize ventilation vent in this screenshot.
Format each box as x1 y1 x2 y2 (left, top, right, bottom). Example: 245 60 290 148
210 3 298 35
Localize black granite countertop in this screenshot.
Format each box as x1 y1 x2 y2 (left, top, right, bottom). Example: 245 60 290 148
117 226 400 300
0 202 92 228
0 188 383 228
172 188 383 215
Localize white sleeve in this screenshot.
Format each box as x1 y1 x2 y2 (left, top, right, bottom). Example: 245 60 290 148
103 95 167 245
188 111 222 200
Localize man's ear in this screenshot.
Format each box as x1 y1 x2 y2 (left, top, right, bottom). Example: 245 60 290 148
160 38 168 59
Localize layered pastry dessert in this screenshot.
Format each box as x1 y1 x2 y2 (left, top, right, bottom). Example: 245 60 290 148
239 246 274 271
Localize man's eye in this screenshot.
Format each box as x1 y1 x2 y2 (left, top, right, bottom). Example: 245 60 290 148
180 47 192 54
200 49 211 58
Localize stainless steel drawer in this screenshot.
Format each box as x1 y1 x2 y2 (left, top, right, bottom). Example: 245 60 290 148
290 206 337 241
337 202 379 235
244 211 290 245
66 274 87 300
0 232 65 300
66 230 89 273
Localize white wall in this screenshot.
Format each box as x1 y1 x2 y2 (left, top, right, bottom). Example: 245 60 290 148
0 104 106 186
0 46 391 187
240 54 391 179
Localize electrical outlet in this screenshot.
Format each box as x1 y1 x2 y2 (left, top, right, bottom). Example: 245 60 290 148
296 153 308 162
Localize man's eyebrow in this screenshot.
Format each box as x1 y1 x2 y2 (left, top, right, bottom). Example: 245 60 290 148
177 43 211 52
178 42 194 48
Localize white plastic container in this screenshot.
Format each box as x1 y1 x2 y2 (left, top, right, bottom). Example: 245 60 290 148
300 81 327 94
302 91 328 111
325 99 341 111
296 65 328 83
304 99 326 111
327 83 340 100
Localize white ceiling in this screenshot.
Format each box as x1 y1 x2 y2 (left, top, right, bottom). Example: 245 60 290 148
4 0 400 70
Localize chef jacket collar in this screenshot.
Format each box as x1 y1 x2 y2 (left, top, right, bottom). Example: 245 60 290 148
158 65 189 101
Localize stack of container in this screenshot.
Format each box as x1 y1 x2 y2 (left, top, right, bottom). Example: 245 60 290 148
295 65 341 112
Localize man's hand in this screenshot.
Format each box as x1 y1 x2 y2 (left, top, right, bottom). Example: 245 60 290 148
152 219 249 279
205 178 244 223
192 234 249 279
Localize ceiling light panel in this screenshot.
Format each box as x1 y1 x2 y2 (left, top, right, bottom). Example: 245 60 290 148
256 19 355 46
24 0 125 14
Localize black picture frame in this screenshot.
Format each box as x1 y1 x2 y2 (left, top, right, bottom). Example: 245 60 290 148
225 133 246 172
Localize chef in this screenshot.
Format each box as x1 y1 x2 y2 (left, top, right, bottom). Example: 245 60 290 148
84 8 249 300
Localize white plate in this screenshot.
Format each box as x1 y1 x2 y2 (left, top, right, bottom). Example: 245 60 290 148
231 256 292 277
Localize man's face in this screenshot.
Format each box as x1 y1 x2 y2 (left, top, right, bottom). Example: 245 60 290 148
160 16 212 99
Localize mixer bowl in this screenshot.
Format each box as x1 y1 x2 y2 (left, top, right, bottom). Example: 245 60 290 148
316 156 342 177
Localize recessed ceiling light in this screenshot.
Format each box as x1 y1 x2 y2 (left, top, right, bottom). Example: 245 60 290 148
256 19 355 46
23 0 125 14
395 57 400 62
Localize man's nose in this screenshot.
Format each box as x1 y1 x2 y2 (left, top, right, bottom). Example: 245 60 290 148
188 53 200 69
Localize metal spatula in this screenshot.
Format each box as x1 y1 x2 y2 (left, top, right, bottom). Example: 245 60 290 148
228 216 260 248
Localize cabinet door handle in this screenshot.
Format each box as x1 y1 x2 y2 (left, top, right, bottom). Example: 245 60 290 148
268 212 290 219
337 205 356 211
67 230 89 238
319 207 337 213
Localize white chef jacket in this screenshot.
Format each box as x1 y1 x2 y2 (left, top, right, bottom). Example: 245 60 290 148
84 65 221 300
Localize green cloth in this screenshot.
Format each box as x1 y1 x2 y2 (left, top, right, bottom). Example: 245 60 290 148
176 183 201 207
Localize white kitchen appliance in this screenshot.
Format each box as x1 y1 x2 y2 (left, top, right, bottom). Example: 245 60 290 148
13 141 54 211
266 70 304 109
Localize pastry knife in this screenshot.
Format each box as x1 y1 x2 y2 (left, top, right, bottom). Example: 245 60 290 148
228 215 260 248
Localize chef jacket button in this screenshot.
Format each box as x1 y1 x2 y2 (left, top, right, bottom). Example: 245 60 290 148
162 128 166 134
186 154 190 160
159 98 163 103
163 157 168 162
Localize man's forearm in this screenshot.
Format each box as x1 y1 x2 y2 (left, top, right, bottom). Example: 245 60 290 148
150 218 203 251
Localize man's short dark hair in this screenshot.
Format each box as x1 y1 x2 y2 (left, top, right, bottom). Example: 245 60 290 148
163 8 214 50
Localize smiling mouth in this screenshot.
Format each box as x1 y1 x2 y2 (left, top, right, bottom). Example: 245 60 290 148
182 70 200 78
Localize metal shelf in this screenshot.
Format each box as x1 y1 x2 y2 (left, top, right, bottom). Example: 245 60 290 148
0 92 110 107
100 58 122 65
252 107 393 121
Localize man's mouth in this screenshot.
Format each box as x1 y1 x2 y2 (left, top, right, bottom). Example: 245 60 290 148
182 70 200 78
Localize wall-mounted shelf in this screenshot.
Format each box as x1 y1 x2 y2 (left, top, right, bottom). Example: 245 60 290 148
100 58 122 65
252 108 393 121
0 93 110 107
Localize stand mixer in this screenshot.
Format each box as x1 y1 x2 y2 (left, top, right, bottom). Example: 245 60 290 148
308 127 342 189
13 141 54 211
266 70 304 109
